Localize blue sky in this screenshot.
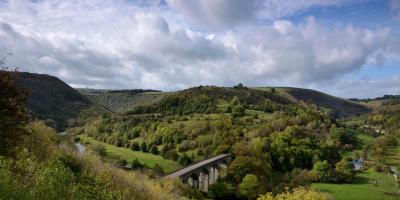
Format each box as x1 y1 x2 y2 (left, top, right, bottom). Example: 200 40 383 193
0 0 399 98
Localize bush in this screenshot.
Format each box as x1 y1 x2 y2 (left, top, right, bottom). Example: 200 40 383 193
177 153 192 166
131 159 143 169
153 164 164 176
165 150 179 161
312 160 331 181
258 187 329 200
239 174 260 200
140 142 148 152
374 164 390 173
149 145 159 155
208 181 236 199
92 143 107 156
130 142 140 151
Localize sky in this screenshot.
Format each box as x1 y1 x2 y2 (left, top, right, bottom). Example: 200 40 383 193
0 0 399 98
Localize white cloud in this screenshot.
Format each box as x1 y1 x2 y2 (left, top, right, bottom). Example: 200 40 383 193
390 0 400 21
0 0 398 98
166 0 362 30
323 75 400 98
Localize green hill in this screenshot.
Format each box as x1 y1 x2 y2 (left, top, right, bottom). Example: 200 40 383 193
123 86 369 118
10 72 93 131
255 87 371 118
78 88 168 113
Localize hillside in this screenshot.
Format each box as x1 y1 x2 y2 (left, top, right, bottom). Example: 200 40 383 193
10 72 93 131
78 88 167 113
79 86 370 117
256 87 371 118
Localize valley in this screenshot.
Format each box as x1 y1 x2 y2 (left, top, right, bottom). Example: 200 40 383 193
1 72 399 200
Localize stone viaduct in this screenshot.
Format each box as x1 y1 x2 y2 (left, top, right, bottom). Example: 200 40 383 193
166 154 231 192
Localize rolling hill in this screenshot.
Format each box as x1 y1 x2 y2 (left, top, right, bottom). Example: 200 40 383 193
10 72 93 131
255 87 371 118
10 72 370 131
78 88 167 113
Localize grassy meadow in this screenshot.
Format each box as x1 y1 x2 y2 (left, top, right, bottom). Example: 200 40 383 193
79 135 181 173
312 168 399 200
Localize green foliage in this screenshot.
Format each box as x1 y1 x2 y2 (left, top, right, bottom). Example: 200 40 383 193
270 126 314 170
239 174 260 200
208 181 236 199
228 156 271 184
165 149 179 161
10 72 92 131
312 160 331 182
313 160 331 174
79 89 164 113
149 145 159 155
92 143 107 156
177 153 192 166
0 70 28 157
130 142 140 151
140 141 148 152
258 187 329 200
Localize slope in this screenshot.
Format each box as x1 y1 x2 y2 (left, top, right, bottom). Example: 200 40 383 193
10 72 93 131
256 87 371 118
78 88 168 113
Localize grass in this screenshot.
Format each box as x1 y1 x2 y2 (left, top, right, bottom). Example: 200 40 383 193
312 168 400 200
369 146 400 168
79 135 181 173
384 146 400 168
355 133 375 145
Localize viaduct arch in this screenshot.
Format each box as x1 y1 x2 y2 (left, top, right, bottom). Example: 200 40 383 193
166 154 231 192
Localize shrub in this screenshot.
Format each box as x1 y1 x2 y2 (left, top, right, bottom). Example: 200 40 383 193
149 145 159 155
130 142 140 151
239 174 260 200
92 143 107 156
177 153 192 166
165 150 179 161
258 187 329 200
140 142 148 152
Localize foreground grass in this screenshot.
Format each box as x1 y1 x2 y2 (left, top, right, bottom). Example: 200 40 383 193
312 168 399 200
79 135 181 173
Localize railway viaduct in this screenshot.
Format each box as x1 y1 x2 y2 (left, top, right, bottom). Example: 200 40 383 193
166 154 231 192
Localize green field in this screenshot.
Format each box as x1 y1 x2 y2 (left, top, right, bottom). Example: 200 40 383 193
79 135 181 173
312 168 399 200
369 146 400 168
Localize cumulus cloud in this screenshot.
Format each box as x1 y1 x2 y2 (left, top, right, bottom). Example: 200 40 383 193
0 0 398 97
166 0 362 29
323 75 400 98
166 0 257 29
390 0 400 21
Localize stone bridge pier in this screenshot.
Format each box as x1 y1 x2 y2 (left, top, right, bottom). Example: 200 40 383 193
166 154 231 192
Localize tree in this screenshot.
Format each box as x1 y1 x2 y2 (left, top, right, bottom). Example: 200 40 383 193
153 164 164 175
232 104 245 117
312 160 331 182
177 153 192 166
165 149 179 161
92 143 107 156
313 160 331 173
131 158 143 169
231 96 240 106
149 145 159 155
334 158 355 183
239 174 260 200
258 187 329 200
0 69 28 157
229 96 245 117
140 142 148 152
130 142 140 151
228 156 271 183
